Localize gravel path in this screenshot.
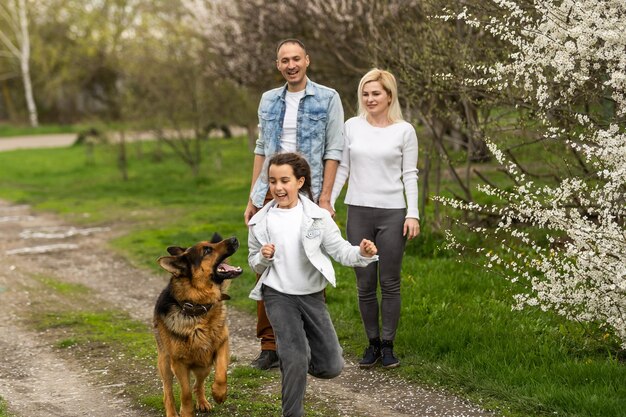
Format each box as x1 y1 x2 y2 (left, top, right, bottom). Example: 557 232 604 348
0 134 77 151
0 200 496 417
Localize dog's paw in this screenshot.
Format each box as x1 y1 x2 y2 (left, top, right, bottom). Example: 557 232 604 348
164 407 180 417
196 397 212 412
211 383 227 404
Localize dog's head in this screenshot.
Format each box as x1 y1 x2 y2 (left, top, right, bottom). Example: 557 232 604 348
157 233 243 297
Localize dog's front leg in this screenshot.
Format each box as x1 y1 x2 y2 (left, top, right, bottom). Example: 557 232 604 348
192 366 212 412
211 337 229 403
158 352 179 417
172 362 194 417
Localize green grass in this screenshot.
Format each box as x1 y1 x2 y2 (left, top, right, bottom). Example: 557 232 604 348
0 398 10 417
36 310 157 359
0 122 129 138
0 136 624 417
0 123 84 137
34 274 90 295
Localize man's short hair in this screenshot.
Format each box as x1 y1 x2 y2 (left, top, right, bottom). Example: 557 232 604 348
276 39 307 57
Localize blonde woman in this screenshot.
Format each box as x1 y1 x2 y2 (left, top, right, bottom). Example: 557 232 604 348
331 68 420 368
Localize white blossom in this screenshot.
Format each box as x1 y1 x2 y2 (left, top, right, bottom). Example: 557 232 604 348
438 0 626 347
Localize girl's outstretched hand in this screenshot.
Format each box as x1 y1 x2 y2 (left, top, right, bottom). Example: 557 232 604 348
359 239 377 257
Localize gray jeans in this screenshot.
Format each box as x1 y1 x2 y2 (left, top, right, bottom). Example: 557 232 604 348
262 285 344 417
346 205 406 342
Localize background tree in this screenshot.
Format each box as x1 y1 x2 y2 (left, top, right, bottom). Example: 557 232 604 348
116 0 257 176
30 0 146 123
182 0 296 150
0 0 38 126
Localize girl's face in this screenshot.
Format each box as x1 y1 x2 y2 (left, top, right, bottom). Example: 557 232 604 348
362 81 391 119
268 163 304 209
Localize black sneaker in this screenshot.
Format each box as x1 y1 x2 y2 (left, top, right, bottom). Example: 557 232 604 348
251 350 279 370
381 340 399 368
358 338 381 368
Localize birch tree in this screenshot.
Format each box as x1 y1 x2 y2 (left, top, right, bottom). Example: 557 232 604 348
0 0 38 126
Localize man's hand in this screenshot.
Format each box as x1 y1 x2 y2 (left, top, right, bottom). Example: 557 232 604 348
244 200 259 225
319 159 339 217
318 199 335 218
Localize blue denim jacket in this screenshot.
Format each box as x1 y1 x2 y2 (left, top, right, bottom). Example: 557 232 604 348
251 78 344 208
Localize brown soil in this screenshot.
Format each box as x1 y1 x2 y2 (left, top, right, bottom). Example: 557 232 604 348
0 200 495 417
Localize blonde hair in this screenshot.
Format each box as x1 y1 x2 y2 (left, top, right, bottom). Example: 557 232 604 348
357 68 404 123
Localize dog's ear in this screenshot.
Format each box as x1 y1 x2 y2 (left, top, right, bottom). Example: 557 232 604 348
210 233 223 244
158 255 190 277
220 293 231 301
167 246 186 256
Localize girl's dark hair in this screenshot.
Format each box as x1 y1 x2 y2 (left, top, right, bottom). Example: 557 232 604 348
268 152 314 201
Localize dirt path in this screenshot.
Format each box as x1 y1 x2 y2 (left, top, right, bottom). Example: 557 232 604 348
0 200 495 417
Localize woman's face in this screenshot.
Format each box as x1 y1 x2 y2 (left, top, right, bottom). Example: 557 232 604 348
268 163 304 209
362 81 391 119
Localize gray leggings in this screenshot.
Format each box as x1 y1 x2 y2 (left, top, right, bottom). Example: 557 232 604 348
347 205 406 342
263 285 344 417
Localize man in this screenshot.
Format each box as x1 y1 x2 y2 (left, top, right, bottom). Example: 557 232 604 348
244 39 344 370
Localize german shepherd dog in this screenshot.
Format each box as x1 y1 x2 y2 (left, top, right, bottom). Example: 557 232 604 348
154 233 243 417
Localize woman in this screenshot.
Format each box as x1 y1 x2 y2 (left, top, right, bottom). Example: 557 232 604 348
331 68 420 368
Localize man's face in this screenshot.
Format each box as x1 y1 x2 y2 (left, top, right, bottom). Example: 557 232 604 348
276 43 309 92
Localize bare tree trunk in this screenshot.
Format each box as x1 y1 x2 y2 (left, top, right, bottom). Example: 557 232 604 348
246 123 257 152
152 136 164 162
420 142 431 225
462 100 474 193
433 140 442 229
118 130 128 181
134 132 143 159
17 0 37 127
1 81 17 121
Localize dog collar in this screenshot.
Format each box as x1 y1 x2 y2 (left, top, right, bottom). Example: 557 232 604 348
180 301 213 316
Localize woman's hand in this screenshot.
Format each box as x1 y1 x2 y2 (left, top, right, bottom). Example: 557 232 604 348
403 218 420 240
359 239 378 257
261 243 275 259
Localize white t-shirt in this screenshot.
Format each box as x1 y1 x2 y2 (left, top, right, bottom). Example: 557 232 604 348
331 116 419 218
280 90 305 153
263 201 325 295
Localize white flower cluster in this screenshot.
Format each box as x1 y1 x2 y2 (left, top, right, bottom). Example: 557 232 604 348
439 1 626 347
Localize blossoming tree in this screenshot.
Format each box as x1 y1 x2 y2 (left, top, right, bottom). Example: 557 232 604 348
439 1 626 346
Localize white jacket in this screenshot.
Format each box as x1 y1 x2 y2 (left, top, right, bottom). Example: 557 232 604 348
248 195 378 300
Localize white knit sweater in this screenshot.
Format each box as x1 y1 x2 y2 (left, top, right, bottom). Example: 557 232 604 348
331 116 419 219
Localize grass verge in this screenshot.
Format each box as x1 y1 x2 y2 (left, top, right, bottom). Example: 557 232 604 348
0 123 83 137
0 136 624 417
0 398 11 417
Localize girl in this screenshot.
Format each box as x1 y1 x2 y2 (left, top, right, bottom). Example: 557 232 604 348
331 68 420 369
248 152 378 417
